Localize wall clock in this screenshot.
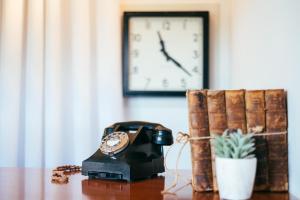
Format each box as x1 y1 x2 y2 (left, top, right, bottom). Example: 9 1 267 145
122 11 209 96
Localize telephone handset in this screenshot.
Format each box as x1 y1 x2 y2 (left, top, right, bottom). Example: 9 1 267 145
82 121 173 181
100 121 173 155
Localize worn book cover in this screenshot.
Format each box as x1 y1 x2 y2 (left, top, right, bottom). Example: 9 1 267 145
265 89 288 191
225 90 247 133
245 90 269 190
207 90 227 191
187 90 213 192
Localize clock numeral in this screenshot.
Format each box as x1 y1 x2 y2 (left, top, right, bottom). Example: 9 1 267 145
131 66 138 74
162 20 170 30
181 78 187 89
162 79 169 88
132 33 141 42
145 19 151 30
192 66 199 73
182 19 188 30
132 49 139 58
193 33 199 42
144 78 151 89
193 50 199 59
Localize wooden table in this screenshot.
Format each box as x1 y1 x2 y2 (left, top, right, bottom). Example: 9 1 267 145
0 168 292 200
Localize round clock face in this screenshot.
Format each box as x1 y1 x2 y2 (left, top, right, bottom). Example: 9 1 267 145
127 16 205 93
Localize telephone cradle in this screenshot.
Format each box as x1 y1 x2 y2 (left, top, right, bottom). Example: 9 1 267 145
82 121 173 181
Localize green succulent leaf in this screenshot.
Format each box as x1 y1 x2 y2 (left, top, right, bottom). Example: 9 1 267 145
213 129 256 159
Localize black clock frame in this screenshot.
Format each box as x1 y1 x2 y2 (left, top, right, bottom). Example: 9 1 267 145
122 11 209 97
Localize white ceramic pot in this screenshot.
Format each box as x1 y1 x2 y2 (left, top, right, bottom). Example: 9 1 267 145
216 157 257 200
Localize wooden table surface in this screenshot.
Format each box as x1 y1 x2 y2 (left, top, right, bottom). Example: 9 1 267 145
0 168 293 200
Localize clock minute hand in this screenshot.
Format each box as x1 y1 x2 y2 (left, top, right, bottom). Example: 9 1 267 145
157 31 191 76
168 56 192 77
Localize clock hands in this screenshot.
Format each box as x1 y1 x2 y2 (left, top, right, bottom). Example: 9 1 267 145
157 31 192 77
157 31 166 54
168 56 192 77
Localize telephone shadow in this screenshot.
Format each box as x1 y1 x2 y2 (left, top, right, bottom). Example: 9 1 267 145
81 175 165 200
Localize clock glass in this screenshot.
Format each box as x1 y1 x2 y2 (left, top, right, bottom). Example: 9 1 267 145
123 12 209 96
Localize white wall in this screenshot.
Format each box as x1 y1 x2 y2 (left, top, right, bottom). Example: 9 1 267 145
120 0 300 198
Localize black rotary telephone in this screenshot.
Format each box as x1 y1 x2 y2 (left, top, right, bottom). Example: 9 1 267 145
82 121 173 181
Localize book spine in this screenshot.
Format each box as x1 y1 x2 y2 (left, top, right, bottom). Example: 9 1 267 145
265 89 288 191
225 90 247 133
245 90 269 191
187 90 213 192
207 90 227 191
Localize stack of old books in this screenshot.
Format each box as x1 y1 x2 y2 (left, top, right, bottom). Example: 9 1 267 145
187 89 288 192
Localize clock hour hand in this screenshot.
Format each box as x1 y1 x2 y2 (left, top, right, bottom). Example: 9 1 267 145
157 31 192 76
157 31 169 59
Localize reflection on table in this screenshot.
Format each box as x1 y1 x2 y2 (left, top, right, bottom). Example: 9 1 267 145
0 168 292 200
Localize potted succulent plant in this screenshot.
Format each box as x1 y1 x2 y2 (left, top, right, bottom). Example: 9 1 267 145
214 129 257 200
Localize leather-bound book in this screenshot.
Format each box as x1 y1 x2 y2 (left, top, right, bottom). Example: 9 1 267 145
187 90 213 192
207 90 227 191
265 89 288 191
245 90 269 191
225 90 247 133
